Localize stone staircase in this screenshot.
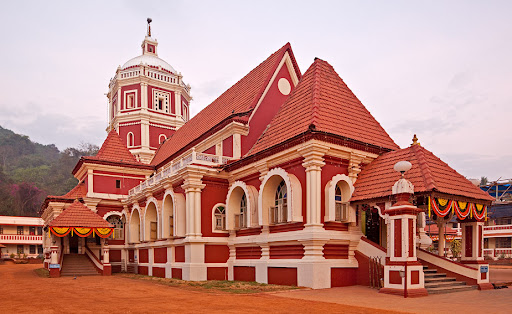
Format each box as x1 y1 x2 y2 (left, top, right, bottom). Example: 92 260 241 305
61 254 100 276
423 265 477 294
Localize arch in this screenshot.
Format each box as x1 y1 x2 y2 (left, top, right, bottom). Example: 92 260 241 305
211 203 227 233
324 174 355 222
159 134 167 144
127 132 135 147
106 214 124 240
226 181 258 230
258 168 302 225
161 190 186 237
129 206 141 243
162 193 174 238
144 201 158 241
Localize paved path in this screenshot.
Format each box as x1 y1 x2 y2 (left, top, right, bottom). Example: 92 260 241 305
490 265 512 283
273 285 512 314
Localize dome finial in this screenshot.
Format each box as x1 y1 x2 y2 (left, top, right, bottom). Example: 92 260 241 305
147 18 152 37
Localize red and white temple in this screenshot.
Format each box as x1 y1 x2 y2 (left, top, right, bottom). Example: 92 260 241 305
40 20 494 293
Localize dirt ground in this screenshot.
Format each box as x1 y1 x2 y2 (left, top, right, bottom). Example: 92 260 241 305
0 264 400 314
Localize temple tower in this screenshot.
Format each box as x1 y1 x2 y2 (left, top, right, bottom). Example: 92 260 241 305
106 18 192 163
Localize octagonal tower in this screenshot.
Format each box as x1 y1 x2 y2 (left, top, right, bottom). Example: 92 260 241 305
107 19 192 163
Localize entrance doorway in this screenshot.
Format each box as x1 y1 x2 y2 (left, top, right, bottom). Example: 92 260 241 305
364 206 380 245
69 236 79 253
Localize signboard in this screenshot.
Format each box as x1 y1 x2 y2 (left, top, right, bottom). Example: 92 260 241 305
480 266 489 273
49 264 60 269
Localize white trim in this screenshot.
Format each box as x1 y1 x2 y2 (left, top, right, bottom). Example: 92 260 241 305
226 181 258 230
127 132 135 147
324 174 354 222
144 199 159 242
211 203 228 234
159 134 167 144
123 89 138 110
258 167 302 225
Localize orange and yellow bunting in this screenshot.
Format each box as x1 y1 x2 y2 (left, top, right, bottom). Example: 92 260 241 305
49 227 112 238
430 197 486 221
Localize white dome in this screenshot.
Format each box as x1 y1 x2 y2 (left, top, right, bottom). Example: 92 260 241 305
122 54 176 73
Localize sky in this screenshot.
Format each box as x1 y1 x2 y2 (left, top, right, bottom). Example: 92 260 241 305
0 0 510 180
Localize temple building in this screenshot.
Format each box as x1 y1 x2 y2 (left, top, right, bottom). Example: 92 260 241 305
40 20 494 294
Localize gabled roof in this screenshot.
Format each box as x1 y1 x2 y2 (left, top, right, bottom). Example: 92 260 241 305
46 182 87 200
351 144 494 202
92 130 139 164
48 200 113 228
247 58 399 156
150 43 301 167
72 130 153 175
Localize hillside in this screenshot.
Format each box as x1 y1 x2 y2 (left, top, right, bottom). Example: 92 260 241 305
0 126 99 217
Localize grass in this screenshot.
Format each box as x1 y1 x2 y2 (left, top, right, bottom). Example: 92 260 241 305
34 268 50 278
115 273 301 294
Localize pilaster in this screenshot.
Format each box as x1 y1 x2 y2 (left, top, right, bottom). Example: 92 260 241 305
299 144 328 227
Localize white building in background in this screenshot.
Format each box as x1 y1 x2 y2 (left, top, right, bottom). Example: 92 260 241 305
0 216 44 258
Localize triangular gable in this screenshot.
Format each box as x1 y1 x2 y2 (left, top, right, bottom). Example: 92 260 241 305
351 144 494 202
248 58 399 156
93 130 139 164
48 200 113 228
150 43 301 167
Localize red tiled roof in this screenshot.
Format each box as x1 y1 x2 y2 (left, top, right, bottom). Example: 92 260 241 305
48 200 113 228
248 58 399 156
151 43 300 167
91 130 139 164
351 144 494 202
46 182 87 200
425 224 459 235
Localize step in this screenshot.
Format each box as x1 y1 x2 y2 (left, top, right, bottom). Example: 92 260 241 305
424 276 456 283
424 273 447 278
426 285 478 294
423 269 437 274
425 281 467 289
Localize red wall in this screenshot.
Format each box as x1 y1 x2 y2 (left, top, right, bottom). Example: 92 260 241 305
172 268 182 279
268 267 297 286
323 244 349 259
138 266 148 275
152 267 166 278
204 245 229 263
175 246 185 262
121 84 141 110
149 124 175 149
203 145 216 155
241 63 296 155
331 268 357 287
207 267 228 280
233 266 255 282
154 247 167 263
269 245 304 259
92 171 144 195
109 249 122 263
236 246 262 259
222 136 233 157
139 249 149 263
129 249 135 262
95 204 124 218
201 177 229 237
119 123 141 147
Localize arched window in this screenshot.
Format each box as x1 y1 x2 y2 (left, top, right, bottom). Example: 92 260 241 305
270 180 287 224
127 132 134 147
214 205 226 231
159 134 167 144
334 185 348 221
107 215 124 240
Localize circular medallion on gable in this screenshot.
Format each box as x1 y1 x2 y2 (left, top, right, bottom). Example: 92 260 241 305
278 78 291 95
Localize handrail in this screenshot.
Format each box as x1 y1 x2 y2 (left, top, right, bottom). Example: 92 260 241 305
417 248 477 270
85 245 103 270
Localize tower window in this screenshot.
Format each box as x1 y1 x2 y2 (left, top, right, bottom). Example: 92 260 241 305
158 98 163 110
159 134 167 144
127 94 134 109
127 132 135 147
115 180 121 189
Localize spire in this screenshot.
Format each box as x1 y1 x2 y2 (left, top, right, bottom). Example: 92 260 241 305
147 17 152 37
411 134 420 146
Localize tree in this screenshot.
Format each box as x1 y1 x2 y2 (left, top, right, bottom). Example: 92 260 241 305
480 176 488 186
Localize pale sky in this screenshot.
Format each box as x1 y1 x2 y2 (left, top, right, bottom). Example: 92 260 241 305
0 0 510 180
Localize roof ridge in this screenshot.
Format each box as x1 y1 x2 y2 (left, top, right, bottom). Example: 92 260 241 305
413 145 437 191
310 59 321 127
